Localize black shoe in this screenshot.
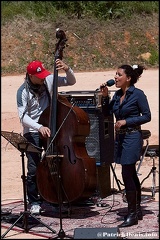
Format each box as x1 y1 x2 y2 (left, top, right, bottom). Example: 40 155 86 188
119 214 138 228
124 208 143 221
119 190 138 228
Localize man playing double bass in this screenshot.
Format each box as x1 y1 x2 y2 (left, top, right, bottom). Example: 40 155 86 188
16 59 76 215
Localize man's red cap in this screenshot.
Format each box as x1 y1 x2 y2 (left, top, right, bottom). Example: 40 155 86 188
27 60 51 79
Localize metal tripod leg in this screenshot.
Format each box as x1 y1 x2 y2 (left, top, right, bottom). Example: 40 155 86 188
1 210 56 239
141 156 157 199
1 150 56 239
1 212 26 238
151 157 157 198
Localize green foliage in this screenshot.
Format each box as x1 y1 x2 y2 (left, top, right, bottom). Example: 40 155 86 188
1 1 159 23
148 48 159 65
1 1 58 23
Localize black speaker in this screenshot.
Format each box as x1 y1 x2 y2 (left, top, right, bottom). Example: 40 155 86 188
84 108 114 164
96 162 111 198
81 108 114 198
74 227 121 239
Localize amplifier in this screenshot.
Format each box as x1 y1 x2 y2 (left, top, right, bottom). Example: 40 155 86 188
58 90 102 109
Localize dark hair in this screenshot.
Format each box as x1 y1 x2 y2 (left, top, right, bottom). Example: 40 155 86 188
118 64 145 85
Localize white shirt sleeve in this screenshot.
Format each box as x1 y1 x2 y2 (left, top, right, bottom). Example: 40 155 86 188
65 67 76 85
21 113 43 131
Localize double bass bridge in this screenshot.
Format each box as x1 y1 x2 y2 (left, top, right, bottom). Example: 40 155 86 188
45 155 64 177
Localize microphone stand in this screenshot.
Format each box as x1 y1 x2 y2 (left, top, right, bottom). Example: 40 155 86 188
40 104 75 239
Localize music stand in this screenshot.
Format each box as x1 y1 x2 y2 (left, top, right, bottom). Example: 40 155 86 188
1 131 56 238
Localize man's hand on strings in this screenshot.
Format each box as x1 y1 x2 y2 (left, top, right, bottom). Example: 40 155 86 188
39 126 51 138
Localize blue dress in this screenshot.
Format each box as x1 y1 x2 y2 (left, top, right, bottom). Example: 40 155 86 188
102 85 151 165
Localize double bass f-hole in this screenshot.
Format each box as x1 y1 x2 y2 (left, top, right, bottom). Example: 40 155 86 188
63 145 77 165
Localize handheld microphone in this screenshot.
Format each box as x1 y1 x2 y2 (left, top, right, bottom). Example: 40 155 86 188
96 79 115 91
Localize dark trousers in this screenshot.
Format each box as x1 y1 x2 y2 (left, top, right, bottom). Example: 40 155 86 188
24 132 43 205
122 163 141 192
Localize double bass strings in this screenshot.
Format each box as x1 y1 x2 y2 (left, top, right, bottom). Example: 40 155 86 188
41 103 76 161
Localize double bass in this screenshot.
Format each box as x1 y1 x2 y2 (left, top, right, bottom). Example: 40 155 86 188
36 29 97 204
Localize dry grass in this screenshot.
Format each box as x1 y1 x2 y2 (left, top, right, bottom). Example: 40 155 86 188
1 13 158 75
